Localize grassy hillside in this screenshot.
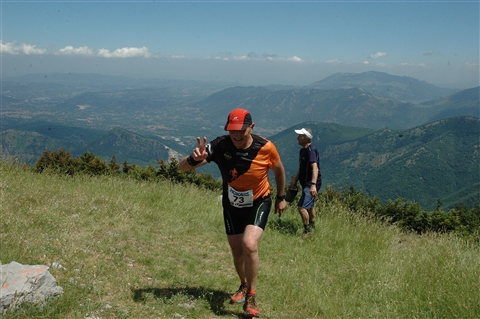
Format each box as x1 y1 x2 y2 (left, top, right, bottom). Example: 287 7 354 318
1 161 479 318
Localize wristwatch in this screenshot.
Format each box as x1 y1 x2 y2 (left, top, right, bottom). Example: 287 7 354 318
276 194 286 200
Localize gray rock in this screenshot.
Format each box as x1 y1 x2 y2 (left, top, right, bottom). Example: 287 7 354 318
1 261 63 313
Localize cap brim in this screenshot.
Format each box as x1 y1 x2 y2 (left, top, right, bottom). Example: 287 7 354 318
294 128 313 139
225 123 246 131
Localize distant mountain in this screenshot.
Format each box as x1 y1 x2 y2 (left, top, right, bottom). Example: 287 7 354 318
3 72 476 138
270 116 479 210
308 71 460 102
195 87 413 132
271 122 376 176
194 86 478 132
0 124 178 167
84 128 180 166
2 121 104 142
420 86 480 122
0 129 85 164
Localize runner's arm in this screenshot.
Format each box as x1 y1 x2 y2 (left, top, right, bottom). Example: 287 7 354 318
272 159 287 216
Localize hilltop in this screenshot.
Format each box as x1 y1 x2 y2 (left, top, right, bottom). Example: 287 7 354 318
1 161 479 318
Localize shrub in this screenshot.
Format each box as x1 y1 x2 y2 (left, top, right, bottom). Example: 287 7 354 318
77 152 110 176
156 158 221 191
34 150 110 177
108 155 121 174
34 149 77 175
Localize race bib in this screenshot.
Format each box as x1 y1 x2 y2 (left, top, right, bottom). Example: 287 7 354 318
228 186 254 208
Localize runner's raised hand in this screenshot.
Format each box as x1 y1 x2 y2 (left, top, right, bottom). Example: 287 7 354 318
192 136 208 161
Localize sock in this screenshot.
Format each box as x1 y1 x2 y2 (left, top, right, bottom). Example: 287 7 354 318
247 288 256 296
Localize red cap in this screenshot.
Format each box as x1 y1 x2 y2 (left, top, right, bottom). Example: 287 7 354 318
224 108 253 131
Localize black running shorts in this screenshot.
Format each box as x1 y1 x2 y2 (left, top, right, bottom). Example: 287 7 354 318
222 196 272 235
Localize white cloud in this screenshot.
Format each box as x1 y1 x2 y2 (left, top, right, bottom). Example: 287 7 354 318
286 56 304 62
211 53 303 63
363 60 370 65
1 41 47 55
56 45 94 56
326 59 339 64
1 40 307 64
465 62 479 68
368 52 387 59
423 50 434 56
233 55 250 61
1 41 157 59
97 46 153 58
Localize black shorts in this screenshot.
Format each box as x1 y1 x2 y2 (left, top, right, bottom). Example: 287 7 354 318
222 196 272 235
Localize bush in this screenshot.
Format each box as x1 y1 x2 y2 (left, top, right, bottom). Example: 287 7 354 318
35 149 111 176
78 152 110 176
34 149 78 175
380 198 428 233
156 158 221 191
34 149 221 191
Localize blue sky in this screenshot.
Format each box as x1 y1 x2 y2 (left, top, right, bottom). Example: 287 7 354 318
2 0 479 88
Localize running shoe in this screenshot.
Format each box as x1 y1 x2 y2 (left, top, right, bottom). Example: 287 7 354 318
230 284 247 304
243 294 260 317
302 225 313 238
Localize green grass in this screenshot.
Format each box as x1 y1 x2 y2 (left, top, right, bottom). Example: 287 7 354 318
1 161 479 318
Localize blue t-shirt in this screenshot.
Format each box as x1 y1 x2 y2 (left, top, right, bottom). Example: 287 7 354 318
298 144 321 188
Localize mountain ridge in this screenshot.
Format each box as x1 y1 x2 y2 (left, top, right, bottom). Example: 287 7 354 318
308 71 460 102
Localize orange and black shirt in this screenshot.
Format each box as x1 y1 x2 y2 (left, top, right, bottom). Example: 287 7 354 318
206 134 280 201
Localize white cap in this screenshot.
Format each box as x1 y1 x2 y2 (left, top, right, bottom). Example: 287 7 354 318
294 128 313 139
